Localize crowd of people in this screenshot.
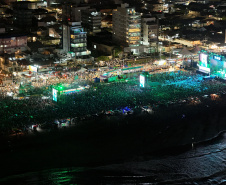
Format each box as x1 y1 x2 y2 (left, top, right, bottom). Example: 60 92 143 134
1 69 226 135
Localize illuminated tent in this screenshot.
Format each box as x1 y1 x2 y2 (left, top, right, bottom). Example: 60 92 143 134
179 47 193 67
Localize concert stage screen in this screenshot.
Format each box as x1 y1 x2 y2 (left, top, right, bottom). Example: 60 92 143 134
52 88 58 102
198 53 210 73
140 75 145 88
210 54 226 79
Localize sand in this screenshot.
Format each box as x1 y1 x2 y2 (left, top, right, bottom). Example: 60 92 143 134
1 98 226 178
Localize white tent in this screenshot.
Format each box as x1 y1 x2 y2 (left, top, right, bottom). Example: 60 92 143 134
78 67 87 73
179 47 193 56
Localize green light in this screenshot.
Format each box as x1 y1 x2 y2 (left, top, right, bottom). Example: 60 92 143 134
58 85 63 90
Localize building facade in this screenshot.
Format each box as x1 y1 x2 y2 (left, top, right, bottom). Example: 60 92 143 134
113 3 143 54
81 9 101 35
13 1 37 29
62 3 90 22
0 35 27 54
62 22 91 62
142 16 159 53
62 4 101 35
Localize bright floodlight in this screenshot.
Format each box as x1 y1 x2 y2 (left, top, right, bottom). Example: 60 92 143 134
140 75 145 88
52 88 58 102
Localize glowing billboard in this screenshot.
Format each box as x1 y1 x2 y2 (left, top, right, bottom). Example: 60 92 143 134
140 75 145 88
210 54 226 79
198 53 210 73
59 87 85 94
200 53 208 67
198 51 226 79
28 65 38 72
52 88 58 102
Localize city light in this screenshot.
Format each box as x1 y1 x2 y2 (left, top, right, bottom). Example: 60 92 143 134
1 1 226 183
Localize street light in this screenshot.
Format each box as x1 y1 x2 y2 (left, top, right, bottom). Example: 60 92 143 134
169 36 173 59
159 48 162 59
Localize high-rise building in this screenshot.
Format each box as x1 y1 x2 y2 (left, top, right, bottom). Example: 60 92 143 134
142 16 159 53
81 9 101 35
62 4 101 35
62 3 90 23
62 22 91 62
12 1 37 29
112 3 143 54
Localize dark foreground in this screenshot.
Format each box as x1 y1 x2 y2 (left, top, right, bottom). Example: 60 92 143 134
1 97 226 184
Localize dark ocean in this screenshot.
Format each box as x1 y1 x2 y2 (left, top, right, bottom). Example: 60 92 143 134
1 132 226 185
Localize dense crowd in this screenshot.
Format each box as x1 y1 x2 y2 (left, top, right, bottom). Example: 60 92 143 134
1 70 226 134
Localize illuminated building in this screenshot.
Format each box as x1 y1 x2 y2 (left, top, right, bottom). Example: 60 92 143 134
142 16 159 53
81 9 101 35
62 3 101 35
113 3 143 55
0 35 27 54
62 22 91 62
152 2 163 12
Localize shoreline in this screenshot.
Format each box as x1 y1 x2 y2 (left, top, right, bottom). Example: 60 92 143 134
1 129 226 181
1 101 226 179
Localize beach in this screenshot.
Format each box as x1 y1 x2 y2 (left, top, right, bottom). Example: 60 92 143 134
1 98 226 180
